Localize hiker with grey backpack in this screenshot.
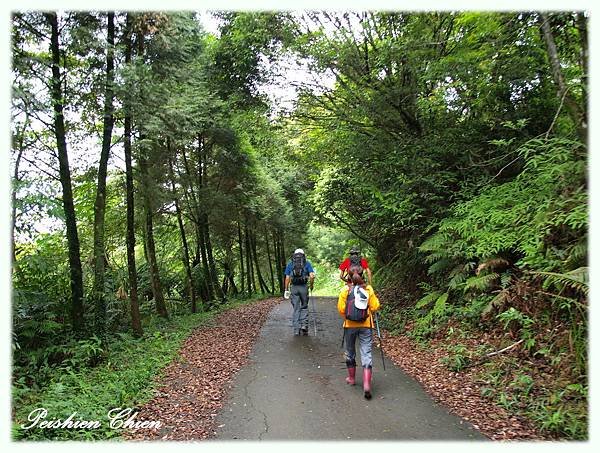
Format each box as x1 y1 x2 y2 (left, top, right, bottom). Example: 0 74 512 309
337 265 381 399
283 249 315 336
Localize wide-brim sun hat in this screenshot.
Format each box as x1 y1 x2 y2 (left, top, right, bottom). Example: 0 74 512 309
294 248 304 254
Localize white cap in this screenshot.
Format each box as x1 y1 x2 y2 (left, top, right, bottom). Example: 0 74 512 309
354 287 369 309
294 248 304 254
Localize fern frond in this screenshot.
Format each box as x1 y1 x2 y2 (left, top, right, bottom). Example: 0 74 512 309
565 241 587 268
419 232 453 253
424 251 450 264
465 272 499 292
500 271 514 288
432 292 449 317
427 258 453 275
416 291 442 309
533 267 588 296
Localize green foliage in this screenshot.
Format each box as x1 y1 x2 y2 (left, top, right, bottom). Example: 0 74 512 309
440 344 470 372
12 308 215 440
497 308 536 351
11 10 588 441
424 138 585 270
311 262 342 297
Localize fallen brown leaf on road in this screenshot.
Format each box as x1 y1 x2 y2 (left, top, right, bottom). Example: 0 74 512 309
383 332 549 440
125 297 281 441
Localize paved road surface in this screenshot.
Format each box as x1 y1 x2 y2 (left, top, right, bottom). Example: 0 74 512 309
214 296 486 441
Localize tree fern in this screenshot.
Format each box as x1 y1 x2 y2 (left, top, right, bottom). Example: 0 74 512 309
427 257 453 276
533 267 588 296
416 290 442 309
465 272 499 292
448 263 470 290
432 292 449 317
565 241 587 268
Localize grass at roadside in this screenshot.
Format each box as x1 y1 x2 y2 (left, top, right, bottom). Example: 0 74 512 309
12 295 267 441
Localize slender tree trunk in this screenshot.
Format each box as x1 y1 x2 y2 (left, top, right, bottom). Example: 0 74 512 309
177 145 208 304
245 223 253 294
228 261 238 295
576 13 588 117
204 212 224 300
265 227 275 293
11 149 23 265
251 230 269 293
123 13 143 338
167 145 197 313
238 221 245 294
539 13 587 143
195 134 213 302
92 11 115 336
11 116 27 265
192 225 208 302
276 229 287 292
221 273 229 296
273 230 283 294
46 12 84 334
198 222 213 301
139 156 168 318
197 135 222 301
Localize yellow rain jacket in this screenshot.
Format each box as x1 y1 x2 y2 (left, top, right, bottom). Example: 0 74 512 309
337 284 381 328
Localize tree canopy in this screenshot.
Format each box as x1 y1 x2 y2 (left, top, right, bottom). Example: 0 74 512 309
11 10 588 440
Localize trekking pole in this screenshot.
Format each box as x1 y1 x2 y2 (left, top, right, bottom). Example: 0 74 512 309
310 289 317 336
374 312 386 371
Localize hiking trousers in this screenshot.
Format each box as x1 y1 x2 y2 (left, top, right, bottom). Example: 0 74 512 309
344 327 373 369
290 283 309 331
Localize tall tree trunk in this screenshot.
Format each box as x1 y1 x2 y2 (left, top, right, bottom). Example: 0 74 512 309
222 255 238 296
245 223 254 295
139 155 168 318
539 13 587 143
237 221 245 294
123 14 143 338
273 230 283 294
276 229 287 292
92 11 115 336
167 144 197 313
46 12 84 334
265 227 275 293
195 134 213 302
228 261 238 295
11 115 27 265
176 145 209 304
197 222 213 301
250 230 269 293
204 212 224 300
197 134 222 301
576 13 588 116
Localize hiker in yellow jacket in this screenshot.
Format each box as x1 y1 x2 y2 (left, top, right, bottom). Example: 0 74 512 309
337 266 381 399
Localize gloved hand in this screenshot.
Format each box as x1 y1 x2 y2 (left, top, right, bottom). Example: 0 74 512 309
284 290 291 299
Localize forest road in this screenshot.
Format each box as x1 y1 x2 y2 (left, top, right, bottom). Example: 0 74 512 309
213 296 487 441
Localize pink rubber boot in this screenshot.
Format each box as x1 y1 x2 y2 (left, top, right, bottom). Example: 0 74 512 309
345 367 356 385
363 368 372 399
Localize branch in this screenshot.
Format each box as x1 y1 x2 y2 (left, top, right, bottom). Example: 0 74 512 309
545 86 569 139
462 339 524 370
328 208 378 249
485 339 523 358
